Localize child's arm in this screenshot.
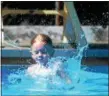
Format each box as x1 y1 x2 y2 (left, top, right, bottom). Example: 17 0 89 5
57 70 72 84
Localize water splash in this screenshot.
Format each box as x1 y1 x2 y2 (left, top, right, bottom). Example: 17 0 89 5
5 44 87 90
2 64 108 95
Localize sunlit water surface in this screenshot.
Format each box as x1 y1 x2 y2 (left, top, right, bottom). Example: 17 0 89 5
2 60 108 96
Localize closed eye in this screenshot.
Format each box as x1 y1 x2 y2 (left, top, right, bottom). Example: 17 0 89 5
35 51 40 54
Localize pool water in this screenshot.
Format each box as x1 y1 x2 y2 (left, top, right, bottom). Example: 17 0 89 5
1 63 108 96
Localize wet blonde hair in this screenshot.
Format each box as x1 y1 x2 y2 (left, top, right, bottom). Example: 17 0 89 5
31 34 52 45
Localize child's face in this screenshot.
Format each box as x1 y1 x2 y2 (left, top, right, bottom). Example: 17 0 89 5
31 35 50 65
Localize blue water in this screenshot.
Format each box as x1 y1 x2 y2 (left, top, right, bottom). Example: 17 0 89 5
1 64 108 96
1 44 108 95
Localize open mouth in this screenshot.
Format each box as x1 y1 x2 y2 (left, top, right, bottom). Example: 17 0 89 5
37 57 43 60
38 58 43 60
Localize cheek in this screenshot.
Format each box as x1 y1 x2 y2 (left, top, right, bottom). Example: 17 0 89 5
43 55 50 59
32 54 38 59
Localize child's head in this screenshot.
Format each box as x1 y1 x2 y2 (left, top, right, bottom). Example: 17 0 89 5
31 34 54 65
31 34 54 56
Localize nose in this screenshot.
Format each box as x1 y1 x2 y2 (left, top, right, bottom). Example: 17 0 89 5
37 51 43 57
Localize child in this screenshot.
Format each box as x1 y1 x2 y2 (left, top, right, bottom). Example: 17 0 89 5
27 34 72 84
30 33 54 67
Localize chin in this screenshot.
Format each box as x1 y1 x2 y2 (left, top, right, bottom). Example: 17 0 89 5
38 60 47 64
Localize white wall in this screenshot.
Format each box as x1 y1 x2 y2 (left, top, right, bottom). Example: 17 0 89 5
2 25 108 47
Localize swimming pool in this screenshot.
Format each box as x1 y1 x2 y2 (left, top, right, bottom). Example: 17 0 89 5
1 64 108 96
